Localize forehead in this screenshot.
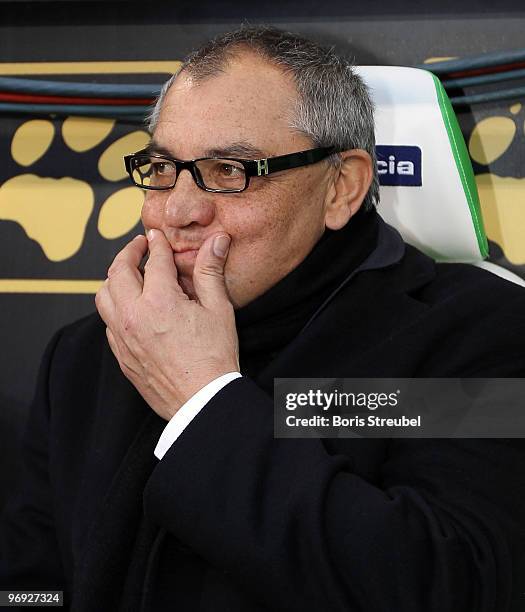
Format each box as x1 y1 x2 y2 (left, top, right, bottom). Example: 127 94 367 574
154 52 311 157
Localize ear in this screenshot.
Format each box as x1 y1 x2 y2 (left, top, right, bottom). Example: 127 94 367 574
323 149 373 230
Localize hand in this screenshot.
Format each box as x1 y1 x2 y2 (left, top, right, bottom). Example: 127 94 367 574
95 229 239 421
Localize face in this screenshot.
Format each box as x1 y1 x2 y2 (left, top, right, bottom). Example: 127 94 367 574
141 52 337 308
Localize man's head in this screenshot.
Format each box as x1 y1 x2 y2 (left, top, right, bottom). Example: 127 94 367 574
140 26 378 308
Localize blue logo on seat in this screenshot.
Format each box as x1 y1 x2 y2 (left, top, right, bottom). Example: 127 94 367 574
376 145 422 187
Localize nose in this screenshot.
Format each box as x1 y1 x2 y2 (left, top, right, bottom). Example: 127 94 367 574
163 167 216 228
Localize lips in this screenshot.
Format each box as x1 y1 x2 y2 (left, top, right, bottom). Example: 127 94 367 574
172 245 202 253
173 248 199 269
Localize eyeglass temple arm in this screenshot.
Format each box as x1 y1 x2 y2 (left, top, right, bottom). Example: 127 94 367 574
246 146 337 176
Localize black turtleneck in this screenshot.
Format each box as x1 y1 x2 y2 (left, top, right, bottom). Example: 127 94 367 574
235 206 379 378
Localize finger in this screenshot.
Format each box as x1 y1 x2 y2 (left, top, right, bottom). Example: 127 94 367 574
105 327 125 368
95 278 116 326
192 233 231 309
143 228 185 297
106 234 147 301
106 326 118 356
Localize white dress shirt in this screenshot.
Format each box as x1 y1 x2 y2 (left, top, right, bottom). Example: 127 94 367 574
154 372 242 459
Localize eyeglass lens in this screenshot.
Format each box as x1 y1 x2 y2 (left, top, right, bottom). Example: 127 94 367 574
131 156 247 191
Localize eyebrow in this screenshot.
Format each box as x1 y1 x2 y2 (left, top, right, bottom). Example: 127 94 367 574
145 141 174 157
145 139 266 160
204 143 266 158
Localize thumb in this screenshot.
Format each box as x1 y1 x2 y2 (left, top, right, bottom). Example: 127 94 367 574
193 233 231 308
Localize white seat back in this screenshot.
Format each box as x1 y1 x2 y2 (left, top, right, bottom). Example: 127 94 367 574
355 66 487 263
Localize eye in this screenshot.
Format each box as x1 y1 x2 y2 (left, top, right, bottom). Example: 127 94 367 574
217 163 243 177
196 158 246 190
152 161 170 175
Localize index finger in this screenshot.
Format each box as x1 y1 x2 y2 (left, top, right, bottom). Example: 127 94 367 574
143 229 186 299
106 234 147 301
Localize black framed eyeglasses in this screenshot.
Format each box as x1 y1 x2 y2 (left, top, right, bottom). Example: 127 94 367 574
124 146 337 194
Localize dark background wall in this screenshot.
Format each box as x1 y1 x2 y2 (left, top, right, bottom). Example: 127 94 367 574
1 0 524 509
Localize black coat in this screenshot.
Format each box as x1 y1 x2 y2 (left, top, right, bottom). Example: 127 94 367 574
2 225 525 612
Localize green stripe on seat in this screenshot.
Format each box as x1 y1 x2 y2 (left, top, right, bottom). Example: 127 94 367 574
431 72 488 258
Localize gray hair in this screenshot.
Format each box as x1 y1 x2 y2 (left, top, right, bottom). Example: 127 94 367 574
148 25 379 209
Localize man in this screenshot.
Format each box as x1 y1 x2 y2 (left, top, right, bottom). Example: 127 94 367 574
2 26 525 612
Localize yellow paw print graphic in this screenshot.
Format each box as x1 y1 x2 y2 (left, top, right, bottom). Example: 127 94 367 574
0 117 148 262
468 102 525 265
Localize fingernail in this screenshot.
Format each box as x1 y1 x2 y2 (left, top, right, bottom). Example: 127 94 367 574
133 234 144 241
147 229 156 241
213 235 230 257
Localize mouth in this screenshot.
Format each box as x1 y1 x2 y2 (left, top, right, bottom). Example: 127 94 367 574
172 248 199 269
172 245 202 253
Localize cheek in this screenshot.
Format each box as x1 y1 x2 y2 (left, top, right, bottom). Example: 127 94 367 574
225 193 291 255
223 191 304 276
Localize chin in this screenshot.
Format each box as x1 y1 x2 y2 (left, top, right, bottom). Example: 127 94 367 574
225 281 252 310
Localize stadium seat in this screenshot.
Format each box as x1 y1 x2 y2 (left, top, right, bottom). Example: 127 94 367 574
355 65 525 287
